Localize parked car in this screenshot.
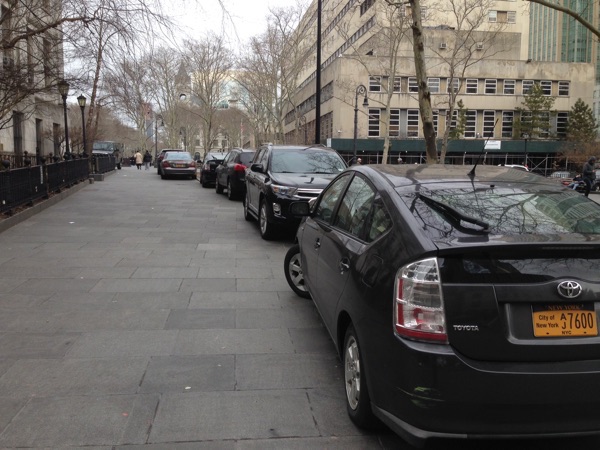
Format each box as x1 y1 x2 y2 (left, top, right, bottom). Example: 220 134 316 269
244 144 347 239
198 151 228 188
159 151 196 179
157 149 186 174
215 148 256 200
284 164 600 447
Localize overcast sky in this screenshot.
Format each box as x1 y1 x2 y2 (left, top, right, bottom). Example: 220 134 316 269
169 0 304 45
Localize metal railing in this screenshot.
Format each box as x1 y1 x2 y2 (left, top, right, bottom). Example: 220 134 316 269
1 158 89 215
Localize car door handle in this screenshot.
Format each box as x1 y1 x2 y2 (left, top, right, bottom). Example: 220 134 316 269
339 258 350 274
314 238 321 249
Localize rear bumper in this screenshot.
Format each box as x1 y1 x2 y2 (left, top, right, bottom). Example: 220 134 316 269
163 167 195 177
363 327 600 443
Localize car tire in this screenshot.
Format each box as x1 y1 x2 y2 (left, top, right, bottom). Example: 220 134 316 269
343 324 377 430
215 178 224 194
259 199 276 240
160 172 166 179
284 244 311 299
201 175 210 188
243 191 254 222
227 180 236 201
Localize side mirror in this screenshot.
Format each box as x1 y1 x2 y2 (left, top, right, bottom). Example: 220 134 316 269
251 163 264 173
289 201 311 217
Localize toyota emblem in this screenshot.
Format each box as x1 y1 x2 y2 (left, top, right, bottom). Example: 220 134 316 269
557 281 583 299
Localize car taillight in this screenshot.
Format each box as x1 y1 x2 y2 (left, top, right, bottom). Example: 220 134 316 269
190 161 196 168
234 163 246 172
394 257 447 343
162 161 170 168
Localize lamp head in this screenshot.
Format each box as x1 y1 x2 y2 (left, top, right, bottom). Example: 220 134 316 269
57 80 70 98
77 94 86 108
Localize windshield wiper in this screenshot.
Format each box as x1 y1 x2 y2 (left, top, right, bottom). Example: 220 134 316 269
419 194 490 233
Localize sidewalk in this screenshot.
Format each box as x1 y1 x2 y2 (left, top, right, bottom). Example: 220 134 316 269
0 167 397 448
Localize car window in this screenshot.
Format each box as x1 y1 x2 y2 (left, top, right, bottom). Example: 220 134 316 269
270 150 346 174
240 152 255 165
365 199 392 242
257 148 270 167
334 176 376 237
165 152 191 160
315 174 351 224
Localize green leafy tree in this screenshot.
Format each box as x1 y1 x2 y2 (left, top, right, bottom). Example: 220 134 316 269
566 98 597 143
513 83 555 139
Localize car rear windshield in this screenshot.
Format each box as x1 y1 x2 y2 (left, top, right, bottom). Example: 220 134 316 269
165 152 192 160
271 150 346 174
401 186 600 236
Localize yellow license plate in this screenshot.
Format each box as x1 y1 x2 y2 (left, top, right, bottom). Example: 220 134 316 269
532 304 598 337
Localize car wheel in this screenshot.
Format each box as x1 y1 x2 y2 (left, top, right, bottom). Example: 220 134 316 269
160 172 166 179
259 199 276 240
215 178 224 194
243 191 254 222
201 175 210 188
344 324 377 429
284 244 311 299
227 180 236 201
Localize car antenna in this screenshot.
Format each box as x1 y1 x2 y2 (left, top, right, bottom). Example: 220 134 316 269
468 118 499 179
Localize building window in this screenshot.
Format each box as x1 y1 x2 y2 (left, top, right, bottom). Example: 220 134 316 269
556 112 568 138
428 78 440 93
502 111 514 138
522 80 534 95
503 79 516 95
466 79 478 94
464 110 477 138
540 80 552 96
539 111 550 138
558 81 570 96
407 109 419 137
483 111 495 138
408 77 418 93
485 79 497 94
489 10 516 23
369 76 381 92
447 78 459 94
393 76 401 93
390 108 400 137
360 0 375 15
433 110 439 134
368 108 380 137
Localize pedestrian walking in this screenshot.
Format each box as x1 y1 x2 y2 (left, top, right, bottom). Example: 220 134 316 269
143 150 152 170
582 156 596 197
134 150 143 170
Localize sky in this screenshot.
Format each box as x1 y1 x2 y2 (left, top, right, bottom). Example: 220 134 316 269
168 0 304 45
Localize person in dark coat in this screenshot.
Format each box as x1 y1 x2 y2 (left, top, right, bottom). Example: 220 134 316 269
582 156 596 197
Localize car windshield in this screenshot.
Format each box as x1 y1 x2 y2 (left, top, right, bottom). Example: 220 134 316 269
270 150 346 174
402 186 600 236
165 152 192 160
207 153 227 161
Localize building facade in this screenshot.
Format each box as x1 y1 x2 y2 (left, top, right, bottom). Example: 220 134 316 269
283 0 596 168
0 0 67 162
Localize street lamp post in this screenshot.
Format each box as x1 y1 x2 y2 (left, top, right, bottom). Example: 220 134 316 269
77 95 87 157
353 84 369 159
58 80 71 160
77 94 89 174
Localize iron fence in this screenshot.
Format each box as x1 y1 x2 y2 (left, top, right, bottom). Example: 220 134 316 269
1 158 89 215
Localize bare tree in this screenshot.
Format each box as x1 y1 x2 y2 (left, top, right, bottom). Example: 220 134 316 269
182 33 234 158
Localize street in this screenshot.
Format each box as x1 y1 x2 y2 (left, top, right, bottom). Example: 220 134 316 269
0 166 599 449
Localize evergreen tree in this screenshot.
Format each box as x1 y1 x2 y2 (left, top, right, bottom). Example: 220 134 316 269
566 98 597 143
513 83 556 139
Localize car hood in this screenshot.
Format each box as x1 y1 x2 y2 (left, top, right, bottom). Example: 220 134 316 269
270 172 339 189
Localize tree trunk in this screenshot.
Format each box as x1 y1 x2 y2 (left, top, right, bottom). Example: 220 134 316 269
410 0 438 163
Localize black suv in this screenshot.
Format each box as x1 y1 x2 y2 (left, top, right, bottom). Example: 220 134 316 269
244 144 346 239
215 148 256 200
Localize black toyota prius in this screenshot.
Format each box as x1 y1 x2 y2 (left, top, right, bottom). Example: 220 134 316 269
284 163 600 447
